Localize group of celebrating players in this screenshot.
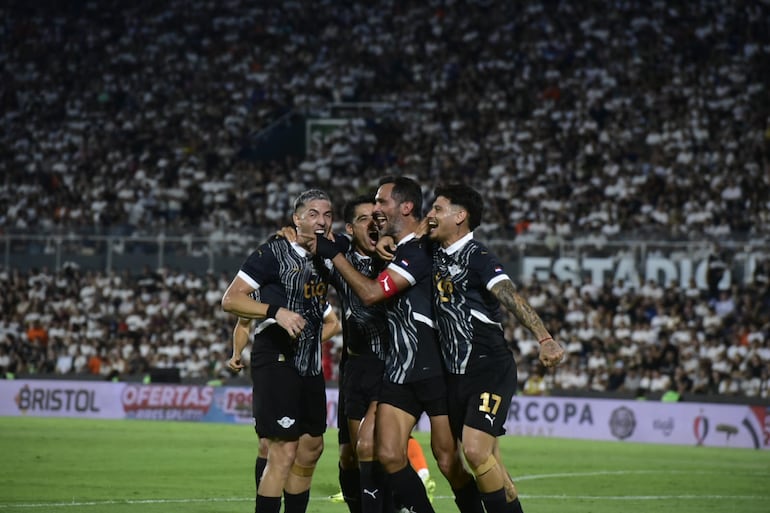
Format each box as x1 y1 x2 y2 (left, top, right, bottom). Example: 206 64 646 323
221 177 564 513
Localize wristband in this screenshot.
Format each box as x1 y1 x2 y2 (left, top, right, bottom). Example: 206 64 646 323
315 234 343 259
265 304 280 319
538 337 553 345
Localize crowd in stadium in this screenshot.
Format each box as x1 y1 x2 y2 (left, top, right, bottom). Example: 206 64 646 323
2 0 768 242
1 264 768 399
1 0 769 398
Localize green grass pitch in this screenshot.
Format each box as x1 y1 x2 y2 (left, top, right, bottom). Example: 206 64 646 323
0 416 767 513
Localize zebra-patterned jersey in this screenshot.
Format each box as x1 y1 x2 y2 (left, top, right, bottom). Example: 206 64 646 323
237 237 331 377
384 233 443 384
432 232 512 374
330 248 389 360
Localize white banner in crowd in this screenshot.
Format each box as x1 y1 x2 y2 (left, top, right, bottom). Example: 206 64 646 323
1 380 767 450
516 248 768 288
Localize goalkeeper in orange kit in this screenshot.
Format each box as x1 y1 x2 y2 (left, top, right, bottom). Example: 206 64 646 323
407 436 436 502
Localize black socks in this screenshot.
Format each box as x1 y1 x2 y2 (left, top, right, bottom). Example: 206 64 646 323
339 463 362 513
453 479 485 513
388 465 434 513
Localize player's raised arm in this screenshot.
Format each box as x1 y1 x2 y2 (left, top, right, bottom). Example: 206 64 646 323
490 279 565 368
316 234 411 306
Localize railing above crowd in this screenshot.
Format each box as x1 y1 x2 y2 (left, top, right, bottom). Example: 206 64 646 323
4 232 767 289
1 232 270 276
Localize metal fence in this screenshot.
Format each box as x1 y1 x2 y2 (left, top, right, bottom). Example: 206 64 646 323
3 233 768 287
0 232 273 275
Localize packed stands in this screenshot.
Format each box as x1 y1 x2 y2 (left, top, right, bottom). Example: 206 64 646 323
1 0 769 397
1 265 768 398
2 0 768 240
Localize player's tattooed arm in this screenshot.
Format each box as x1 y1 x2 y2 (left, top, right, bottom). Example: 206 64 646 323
491 280 548 335
491 279 565 367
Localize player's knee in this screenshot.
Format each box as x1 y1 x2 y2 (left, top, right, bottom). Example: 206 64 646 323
376 443 406 470
431 446 458 478
436 459 456 480
356 435 375 461
290 462 316 478
297 438 324 466
462 434 495 469
265 450 296 479
467 453 496 478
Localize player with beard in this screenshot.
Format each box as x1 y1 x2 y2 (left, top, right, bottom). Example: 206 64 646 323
313 177 483 513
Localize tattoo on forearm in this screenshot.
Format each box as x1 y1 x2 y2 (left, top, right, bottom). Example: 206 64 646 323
493 281 547 333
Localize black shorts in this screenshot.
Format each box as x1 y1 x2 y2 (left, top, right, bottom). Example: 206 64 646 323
343 353 385 420
252 359 327 440
446 358 517 440
378 375 448 419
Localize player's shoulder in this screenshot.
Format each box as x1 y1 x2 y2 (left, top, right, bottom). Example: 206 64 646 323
466 236 490 251
396 237 432 263
244 237 286 263
465 238 503 272
467 237 499 258
263 235 295 254
402 234 433 253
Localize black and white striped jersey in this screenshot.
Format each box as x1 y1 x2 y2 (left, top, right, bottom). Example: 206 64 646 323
330 248 389 360
237 237 331 377
432 232 512 374
384 233 443 384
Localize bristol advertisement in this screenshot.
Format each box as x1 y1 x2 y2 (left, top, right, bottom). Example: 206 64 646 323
1 380 766 450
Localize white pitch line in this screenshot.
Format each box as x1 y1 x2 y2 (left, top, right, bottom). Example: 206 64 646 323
520 494 766 500
0 498 251 509
2 470 768 509
513 469 770 481
514 469 663 481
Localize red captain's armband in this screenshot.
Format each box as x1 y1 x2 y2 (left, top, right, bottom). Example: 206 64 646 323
377 271 399 298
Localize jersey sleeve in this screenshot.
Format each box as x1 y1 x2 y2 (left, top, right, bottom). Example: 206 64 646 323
386 239 432 286
473 249 511 291
239 244 279 289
